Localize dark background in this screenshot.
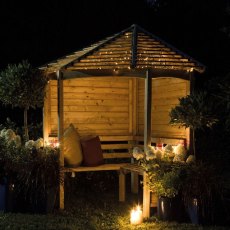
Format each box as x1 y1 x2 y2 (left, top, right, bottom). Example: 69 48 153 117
0 0 229 125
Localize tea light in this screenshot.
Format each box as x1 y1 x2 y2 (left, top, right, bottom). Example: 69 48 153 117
130 205 143 225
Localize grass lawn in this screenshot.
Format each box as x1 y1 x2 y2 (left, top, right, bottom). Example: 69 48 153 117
0 172 229 230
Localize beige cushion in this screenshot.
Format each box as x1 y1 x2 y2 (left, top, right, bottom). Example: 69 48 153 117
63 124 83 167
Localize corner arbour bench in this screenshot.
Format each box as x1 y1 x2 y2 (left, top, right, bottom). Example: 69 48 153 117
59 135 186 211
61 135 136 208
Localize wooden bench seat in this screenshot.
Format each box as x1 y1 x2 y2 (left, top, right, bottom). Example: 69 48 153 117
63 163 129 172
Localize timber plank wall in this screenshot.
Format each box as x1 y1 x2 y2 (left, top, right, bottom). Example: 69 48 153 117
44 76 189 140
138 77 189 139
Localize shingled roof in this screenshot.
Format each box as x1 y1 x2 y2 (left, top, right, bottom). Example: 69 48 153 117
41 24 205 74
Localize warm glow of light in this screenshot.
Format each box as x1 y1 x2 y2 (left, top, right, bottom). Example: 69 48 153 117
130 205 143 225
47 138 59 148
71 172 76 178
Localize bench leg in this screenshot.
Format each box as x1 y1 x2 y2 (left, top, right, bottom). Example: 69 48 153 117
143 172 150 218
59 172 65 210
119 171 126 202
131 172 139 194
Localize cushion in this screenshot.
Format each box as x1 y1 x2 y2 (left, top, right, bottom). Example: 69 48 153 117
63 124 83 167
80 136 104 166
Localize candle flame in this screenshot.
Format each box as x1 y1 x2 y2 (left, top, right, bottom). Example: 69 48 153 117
130 205 143 225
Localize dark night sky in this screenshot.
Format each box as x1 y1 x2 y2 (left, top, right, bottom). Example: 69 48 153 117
0 0 229 71
0 0 229 124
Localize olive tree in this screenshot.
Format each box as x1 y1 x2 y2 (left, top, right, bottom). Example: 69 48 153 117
169 92 218 157
0 60 48 141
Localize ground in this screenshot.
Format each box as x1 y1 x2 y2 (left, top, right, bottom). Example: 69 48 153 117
0 172 229 230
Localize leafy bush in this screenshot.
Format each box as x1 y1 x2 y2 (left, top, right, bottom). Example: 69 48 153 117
0 128 61 212
16 146 61 201
147 161 183 198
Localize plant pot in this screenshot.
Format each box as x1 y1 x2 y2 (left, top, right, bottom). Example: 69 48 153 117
157 196 185 222
10 186 58 214
186 198 199 224
158 197 170 221
45 187 58 213
29 187 58 214
0 178 7 211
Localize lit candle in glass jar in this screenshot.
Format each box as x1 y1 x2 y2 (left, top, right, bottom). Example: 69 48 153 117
130 205 143 225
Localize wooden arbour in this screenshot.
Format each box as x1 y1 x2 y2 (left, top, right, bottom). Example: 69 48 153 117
41 24 205 211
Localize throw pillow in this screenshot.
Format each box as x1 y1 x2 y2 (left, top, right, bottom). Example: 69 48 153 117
63 124 83 167
80 136 104 166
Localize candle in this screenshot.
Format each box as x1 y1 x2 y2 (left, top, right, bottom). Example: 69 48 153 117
130 205 143 225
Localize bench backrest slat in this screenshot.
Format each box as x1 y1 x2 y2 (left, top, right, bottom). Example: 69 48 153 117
103 153 132 159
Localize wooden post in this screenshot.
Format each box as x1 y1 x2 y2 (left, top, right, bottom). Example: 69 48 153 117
144 70 152 151
129 79 133 134
43 82 51 145
143 171 150 218
119 171 126 202
186 70 195 154
143 70 152 218
131 78 138 193
57 70 65 210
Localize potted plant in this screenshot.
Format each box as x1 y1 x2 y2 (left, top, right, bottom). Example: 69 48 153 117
169 91 218 157
180 161 225 225
0 60 48 141
0 136 7 211
132 145 190 221
15 144 61 213
0 128 22 212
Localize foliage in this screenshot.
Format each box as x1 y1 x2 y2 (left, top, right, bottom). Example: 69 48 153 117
132 145 190 198
169 91 218 156
0 131 22 183
0 60 48 140
16 146 61 201
0 118 43 142
0 60 47 109
0 128 61 212
0 136 9 182
181 162 223 204
180 161 226 224
217 73 230 129
169 92 217 130
147 161 183 198
0 118 19 133
27 121 43 140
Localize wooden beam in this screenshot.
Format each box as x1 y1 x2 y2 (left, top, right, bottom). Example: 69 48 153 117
131 24 137 68
129 79 133 134
119 171 126 202
187 70 195 154
57 70 64 210
57 70 64 162
43 82 51 145
144 70 152 151
143 172 150 218
62 69 191 80
132 78 138 136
